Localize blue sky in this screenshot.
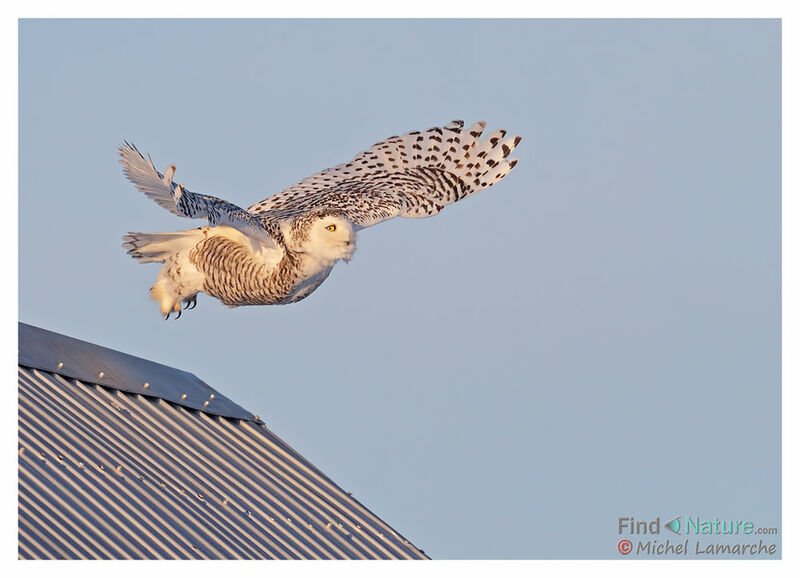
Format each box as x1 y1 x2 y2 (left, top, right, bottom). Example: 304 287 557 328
18 19 780 558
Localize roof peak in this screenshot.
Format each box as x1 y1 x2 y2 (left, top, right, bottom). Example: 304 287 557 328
18 322 256 421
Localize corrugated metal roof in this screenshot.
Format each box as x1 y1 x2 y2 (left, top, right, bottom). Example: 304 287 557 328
18 323 428 560
19 323 253 420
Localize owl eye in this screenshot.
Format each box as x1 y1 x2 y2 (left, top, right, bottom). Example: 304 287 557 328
325 224 337 232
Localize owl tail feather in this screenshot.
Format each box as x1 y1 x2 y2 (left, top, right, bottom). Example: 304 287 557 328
122 229 204 263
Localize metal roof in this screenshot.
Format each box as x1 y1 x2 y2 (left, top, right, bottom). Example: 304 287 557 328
18 323 428 560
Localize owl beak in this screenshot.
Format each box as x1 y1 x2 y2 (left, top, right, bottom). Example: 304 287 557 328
342 240 356 263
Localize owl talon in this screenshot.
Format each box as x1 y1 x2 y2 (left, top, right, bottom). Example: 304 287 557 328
175 309 182 319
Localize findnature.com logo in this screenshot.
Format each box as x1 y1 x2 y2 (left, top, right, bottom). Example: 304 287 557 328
615 516 778 557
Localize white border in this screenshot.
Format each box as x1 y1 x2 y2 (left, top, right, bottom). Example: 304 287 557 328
5 3 795 577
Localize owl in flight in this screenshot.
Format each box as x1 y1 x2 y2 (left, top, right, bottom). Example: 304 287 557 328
120 120 521 318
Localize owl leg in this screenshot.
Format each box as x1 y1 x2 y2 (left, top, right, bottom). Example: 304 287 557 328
150 255 203 319
151 279 178 318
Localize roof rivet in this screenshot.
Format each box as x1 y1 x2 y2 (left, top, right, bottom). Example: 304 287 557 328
115 465 123 473
56 362 64 369
18 447 25 455
253 415 260 421
202 401 209 408
98 372 105 378
326 522 332 529
308 523 313 529
143 382 150 389
181 393 187 400
222 498 229 506
209 394 215 400
286 517 292 523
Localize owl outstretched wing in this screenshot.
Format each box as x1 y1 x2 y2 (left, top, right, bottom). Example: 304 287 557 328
119 143 278 249
247 120 520 228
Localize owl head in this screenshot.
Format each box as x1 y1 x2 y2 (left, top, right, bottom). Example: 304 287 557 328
284 209 356 264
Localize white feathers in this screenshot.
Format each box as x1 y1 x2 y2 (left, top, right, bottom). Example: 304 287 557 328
122 230 197 264
162 164 176 188
247 119 520 227
119 143 184 217
120 120 521 317
119 143 278 251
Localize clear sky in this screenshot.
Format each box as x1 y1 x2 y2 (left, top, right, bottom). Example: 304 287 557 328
19 19 780 559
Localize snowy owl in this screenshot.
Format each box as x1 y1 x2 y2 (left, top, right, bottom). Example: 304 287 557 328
120 120 521 318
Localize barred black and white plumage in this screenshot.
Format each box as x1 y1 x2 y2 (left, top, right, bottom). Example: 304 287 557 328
120 120 521 318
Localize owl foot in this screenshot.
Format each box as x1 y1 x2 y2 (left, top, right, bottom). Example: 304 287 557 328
182 295 197 310
163 301 183 320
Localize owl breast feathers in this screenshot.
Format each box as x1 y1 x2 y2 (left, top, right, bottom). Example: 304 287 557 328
120 120 521 318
